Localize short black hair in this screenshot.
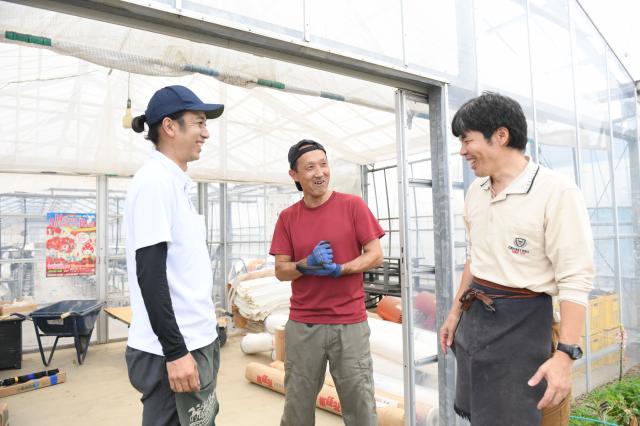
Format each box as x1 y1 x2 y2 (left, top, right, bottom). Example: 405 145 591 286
131 110 187 146
451 92 528 151
287 139 327 191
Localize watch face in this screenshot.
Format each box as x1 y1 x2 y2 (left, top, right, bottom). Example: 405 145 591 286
573 346 583 360
558 343 583 360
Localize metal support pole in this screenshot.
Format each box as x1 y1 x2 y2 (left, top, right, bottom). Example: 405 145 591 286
396 89 417 426
428 83 457 426
400 0 408 68
604 50 624 329
629 88 640 342
525 0 539 162
567 0 591 390
197 182 208 226
360 165 369 204
220 182 229 310
302 0 310 42
96 175 108 343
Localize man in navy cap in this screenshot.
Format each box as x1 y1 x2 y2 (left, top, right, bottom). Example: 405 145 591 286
124 85 224 425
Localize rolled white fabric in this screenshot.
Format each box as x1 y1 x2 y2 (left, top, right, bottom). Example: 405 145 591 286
240 332 274 354
234 277 292 321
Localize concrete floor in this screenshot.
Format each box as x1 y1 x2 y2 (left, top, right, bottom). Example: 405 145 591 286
1 336 343 426
3 331 635 425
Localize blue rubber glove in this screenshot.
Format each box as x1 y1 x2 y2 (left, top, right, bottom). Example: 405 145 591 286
307 240 333 266
300 262 342 278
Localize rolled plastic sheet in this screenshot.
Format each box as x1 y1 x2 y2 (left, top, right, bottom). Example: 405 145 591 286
265 313 289 334
240 332 274 354
371 353 404 380
368 317 437 363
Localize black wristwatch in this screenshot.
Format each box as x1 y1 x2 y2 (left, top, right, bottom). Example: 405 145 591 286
556 342 583 360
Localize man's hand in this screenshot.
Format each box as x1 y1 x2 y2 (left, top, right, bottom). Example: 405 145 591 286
439 312 461 354
307 240 333 266
528 351 573 409
299 262 342 278
166 353 200 393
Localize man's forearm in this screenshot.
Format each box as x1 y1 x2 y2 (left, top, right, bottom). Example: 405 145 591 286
340 249 383 275
448 260 473 318
558 300 586 345
275 260 304 281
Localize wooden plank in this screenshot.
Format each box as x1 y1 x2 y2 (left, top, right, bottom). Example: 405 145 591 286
104 306 132 326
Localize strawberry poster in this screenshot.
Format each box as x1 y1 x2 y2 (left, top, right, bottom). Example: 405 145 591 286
45 212 97 277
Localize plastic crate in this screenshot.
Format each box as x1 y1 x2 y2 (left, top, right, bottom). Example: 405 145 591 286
0 316 24 370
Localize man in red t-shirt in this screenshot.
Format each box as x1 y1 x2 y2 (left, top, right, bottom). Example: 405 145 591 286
270 139 384 426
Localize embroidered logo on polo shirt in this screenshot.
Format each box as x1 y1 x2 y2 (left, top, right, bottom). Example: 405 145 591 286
508 237 529 255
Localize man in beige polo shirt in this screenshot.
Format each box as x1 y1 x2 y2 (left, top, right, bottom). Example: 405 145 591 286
439 92 594 426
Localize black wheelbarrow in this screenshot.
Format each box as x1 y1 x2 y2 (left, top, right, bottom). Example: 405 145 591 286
26 300 105 366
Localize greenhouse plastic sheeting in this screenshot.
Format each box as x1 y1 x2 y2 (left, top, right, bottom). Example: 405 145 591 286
0 2 433 190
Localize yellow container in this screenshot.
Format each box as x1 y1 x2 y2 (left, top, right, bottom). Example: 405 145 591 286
587 328 621 369
588 296 604 334
603 327 622 366
601 293 620 330
587 293 620 334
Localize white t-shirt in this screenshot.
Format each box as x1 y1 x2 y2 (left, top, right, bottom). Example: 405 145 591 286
125 150 217 355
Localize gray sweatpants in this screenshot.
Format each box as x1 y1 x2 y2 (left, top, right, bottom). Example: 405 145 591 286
126 340 220 426
281 320 377 426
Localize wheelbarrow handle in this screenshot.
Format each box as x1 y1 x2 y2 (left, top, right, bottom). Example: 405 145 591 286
4 312 29 321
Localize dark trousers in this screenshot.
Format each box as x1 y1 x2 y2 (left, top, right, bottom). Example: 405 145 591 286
126 340 220 426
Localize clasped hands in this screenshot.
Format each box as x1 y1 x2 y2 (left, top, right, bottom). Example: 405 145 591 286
297 240 342 277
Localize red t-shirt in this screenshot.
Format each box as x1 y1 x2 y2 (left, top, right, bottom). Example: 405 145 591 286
269 191 384 324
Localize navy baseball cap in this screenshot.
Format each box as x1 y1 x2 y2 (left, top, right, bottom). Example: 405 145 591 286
288 139 326 191
145 85 224 126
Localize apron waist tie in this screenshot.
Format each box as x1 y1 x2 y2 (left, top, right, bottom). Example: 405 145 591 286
460 277 544 313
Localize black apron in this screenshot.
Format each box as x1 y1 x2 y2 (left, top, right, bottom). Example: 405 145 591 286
452 279 553 426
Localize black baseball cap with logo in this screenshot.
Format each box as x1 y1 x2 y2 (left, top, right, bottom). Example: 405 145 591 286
287 139 326 191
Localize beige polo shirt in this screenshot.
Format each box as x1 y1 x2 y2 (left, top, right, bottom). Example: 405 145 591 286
464 158 594 306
